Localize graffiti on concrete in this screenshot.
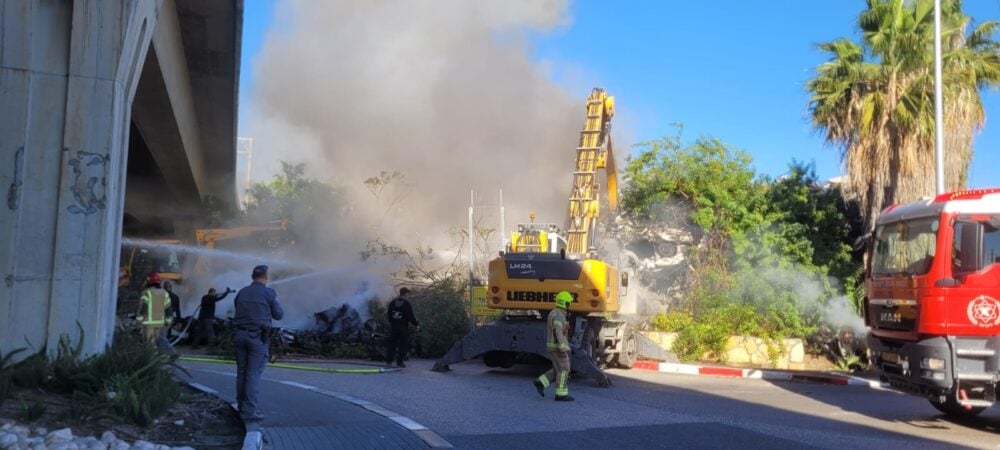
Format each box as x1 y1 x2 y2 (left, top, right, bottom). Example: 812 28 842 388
7 147 24 210
67 150 109 215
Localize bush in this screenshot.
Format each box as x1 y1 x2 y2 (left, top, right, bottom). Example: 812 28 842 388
369 278 471 358
651 311 693 332
6 330 183 427
411 280 470 358
0 347 26 407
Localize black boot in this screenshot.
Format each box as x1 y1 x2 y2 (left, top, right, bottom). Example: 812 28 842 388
554 395 575 402
532 380 545 398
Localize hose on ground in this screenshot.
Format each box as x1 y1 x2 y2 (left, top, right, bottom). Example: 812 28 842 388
178 355 396 374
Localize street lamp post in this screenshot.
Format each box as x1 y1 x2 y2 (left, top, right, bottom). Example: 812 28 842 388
934 0 945 195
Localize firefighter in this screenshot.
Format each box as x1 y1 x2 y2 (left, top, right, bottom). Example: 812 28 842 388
192 287 234 348
533 291 574 401
138 273 178 360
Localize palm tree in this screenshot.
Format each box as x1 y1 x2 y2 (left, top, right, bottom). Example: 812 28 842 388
808 0 1000 231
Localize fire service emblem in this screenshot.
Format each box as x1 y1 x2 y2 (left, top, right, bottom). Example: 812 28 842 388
967 296 1000 328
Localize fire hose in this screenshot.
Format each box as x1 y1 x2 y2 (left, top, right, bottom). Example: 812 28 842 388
177 355 396 374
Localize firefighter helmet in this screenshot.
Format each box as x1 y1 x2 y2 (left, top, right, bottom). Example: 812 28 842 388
146 272 162 286
555 291 573 309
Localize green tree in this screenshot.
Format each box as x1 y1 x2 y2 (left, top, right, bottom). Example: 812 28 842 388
807 0 1000 230
623 134 768 272
765 162 861 281
244 161 349 262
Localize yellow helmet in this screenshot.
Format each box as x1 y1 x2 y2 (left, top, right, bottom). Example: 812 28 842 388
555 291 573 309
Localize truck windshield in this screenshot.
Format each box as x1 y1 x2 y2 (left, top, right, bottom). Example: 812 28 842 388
872 217 939 276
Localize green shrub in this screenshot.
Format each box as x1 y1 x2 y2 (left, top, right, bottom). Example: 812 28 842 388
19 398 47 422
410 280 470 358
651 311 693 332
11 350 49 389
0 347 25 407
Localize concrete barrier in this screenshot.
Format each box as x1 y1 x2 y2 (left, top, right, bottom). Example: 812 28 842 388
640 331 805 369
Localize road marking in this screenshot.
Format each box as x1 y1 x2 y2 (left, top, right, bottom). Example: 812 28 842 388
389 416 428 431
279 381 317 390
188 382 219 396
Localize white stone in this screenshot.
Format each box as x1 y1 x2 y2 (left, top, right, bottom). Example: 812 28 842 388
46 427 74 444
50 442 81 450
84 439 108 450
131 440 155 450
0 423 11 431
100 431 117 444
171 447 195 450
155 445 171 450
11 426 28 436
172 419 183 426
33 427 47 437
112 441 131 450
0 432 19 447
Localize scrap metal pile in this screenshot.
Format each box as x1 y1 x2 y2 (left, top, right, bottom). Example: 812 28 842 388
172 303 388 361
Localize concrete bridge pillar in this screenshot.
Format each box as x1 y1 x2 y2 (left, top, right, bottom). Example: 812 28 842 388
0 1 161 354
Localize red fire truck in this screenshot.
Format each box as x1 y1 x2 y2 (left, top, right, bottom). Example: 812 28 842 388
866 189 1000 417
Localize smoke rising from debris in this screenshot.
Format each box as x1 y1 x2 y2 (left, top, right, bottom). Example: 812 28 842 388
246 0 581 245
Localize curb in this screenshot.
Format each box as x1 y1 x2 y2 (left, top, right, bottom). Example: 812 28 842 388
275 380 453 448
631 361 885 388
186 382 261 450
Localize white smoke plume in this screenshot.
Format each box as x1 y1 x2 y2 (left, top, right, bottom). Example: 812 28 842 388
245 0 583 247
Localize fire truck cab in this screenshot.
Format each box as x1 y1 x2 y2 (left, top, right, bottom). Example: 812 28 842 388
866 189 1000 417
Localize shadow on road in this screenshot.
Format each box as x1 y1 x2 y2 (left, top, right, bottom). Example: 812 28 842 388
422 359 980 449
762 376 1000 436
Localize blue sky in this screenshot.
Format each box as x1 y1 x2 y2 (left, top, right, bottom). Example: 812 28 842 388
239 0 1000 187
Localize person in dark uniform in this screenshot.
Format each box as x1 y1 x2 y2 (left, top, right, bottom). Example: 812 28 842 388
163 280 182 341
163 280 182 323
386 287 420 368
192 287 233 348
233 265 283 421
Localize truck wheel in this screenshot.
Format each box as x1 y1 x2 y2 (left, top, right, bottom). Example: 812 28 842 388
614 331 639 369
929 397 987 418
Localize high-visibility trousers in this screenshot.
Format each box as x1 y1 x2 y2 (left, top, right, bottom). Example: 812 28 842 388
537 350 571 396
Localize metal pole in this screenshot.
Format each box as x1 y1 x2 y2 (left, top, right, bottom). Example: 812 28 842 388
934 0 945 195
499 189 505 252
468 190 475 330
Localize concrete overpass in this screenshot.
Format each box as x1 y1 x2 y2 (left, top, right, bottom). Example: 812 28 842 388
0 0 242 355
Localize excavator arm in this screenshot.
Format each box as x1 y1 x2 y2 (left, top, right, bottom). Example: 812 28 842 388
567 88 617 255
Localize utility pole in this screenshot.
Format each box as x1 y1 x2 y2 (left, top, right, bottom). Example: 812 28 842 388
934 0 945 195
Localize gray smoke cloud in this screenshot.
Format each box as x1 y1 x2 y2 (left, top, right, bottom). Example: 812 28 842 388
229 0 592 325
245 0 582 247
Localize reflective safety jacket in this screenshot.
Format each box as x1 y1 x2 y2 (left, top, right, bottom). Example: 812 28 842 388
546 308 570 352
140 286 170 327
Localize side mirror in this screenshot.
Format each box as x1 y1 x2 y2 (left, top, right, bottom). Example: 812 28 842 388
620 272 629 297
853 233 872 251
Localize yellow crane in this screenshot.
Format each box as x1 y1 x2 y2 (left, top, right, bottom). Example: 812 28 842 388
434 89 667 384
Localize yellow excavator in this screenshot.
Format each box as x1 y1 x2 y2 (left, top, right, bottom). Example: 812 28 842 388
433 88 669 385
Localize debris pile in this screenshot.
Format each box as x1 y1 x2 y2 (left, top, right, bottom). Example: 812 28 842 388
609 208 702 315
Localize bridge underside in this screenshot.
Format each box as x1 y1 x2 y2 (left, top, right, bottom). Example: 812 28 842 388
0 0 242 355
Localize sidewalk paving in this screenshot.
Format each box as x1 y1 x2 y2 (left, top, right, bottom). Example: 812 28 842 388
181 363 431 450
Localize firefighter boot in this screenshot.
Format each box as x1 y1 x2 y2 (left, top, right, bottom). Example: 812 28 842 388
554 395 575 402
533 379 546 398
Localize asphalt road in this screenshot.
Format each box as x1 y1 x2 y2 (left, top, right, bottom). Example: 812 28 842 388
184 358 1000 449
